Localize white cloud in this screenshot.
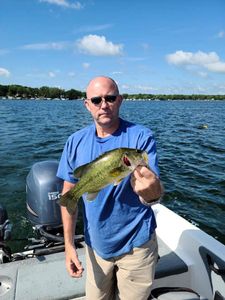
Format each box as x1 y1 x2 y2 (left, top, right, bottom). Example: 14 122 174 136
74 24 113 34
135 85 156 92
136 85 157 93
197 71 208 78
21 36 123 58
0 67 10 77
217 30 224 38
141 43 150 51
77 35 123 56
68 71 75 77
21 41 69 50
166 50 225 73
82 62 90 69
39 0 83 9
112 71 123 75
125 57 147 62
216 83 225 91
206 61 225 73
121 84 130 90
49 71 56 78
121 83 156 93
25 71 60 79
166 50 217 65
0 49 9 55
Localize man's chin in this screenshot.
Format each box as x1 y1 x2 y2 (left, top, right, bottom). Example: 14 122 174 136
98 114 112 122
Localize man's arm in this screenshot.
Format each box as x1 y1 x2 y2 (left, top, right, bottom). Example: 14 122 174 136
61 181 84 277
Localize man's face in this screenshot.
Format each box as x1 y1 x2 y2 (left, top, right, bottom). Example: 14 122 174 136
84 78 122 129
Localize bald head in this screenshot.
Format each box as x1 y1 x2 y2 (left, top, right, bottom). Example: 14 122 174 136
86 76 119 99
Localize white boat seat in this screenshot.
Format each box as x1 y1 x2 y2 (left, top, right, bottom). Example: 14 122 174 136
150 287 207 299
155 237 188 279
153 292 201 300
152 239 208 299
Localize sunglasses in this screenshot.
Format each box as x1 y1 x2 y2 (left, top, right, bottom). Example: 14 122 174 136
89 95 118 106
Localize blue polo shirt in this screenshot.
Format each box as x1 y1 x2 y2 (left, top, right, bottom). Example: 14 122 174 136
57 118 159 259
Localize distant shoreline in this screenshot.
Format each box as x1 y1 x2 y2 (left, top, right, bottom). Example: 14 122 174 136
1 96 225 101
0 83 225 101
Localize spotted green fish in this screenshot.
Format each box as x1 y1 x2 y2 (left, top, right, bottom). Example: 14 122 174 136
60 148 148 215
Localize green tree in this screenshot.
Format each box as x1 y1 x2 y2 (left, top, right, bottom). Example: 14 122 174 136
65 89 83 100
0 84 8 97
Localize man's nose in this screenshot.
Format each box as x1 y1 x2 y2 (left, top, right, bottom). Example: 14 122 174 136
101 98 110 108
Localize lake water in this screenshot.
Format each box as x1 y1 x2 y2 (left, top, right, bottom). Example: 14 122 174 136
0 99 225 251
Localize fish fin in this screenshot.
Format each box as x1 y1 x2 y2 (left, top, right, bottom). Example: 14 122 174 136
109 167 123 178
86 191 99 201
113 178 124 186
109 166 126 185
60 190 79 215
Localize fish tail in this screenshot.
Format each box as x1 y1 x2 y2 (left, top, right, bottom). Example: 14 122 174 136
60 190 80 215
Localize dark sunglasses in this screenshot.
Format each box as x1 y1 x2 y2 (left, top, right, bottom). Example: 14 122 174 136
89 95 118 106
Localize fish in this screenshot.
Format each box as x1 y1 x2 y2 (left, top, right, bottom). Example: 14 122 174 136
60 148 148 215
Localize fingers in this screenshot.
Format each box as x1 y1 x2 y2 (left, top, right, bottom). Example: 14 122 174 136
131 166 157 189
133 166 157 181
65 247 84 278
131 166 161 201
68 259 84 278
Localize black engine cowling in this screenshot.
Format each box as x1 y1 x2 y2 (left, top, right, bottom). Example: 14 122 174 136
26 161 63 228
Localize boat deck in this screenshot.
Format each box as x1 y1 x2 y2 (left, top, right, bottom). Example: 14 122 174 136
0 237 189 300
1 204 225 299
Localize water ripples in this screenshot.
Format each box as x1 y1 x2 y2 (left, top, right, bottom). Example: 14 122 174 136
0 99 225 251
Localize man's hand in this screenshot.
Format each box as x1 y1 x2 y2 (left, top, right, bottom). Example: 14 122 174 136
65 244 84 278
131 166 162 203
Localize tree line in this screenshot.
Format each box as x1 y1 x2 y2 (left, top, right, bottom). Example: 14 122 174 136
0 84 224 100
0 84 84 100
122 93 225 101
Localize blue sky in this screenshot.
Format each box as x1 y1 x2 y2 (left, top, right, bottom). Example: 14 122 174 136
0 0 225 94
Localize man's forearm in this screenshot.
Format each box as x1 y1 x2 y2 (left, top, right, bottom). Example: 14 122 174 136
61 181 77 247
61 206 77 247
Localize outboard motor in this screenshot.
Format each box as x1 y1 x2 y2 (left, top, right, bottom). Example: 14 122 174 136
25 160 83 255
26 161 65 249
26 160 63 228
0 161 82 260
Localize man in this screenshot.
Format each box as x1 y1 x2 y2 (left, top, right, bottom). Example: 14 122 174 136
57 76 163 300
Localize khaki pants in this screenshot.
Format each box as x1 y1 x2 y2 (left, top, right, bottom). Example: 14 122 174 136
85 233 158 300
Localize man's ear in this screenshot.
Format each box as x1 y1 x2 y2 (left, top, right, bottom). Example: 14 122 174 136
84 99 91 112
118 95 123 107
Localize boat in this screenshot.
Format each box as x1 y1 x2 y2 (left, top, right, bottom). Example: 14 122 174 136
0 161 224 300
